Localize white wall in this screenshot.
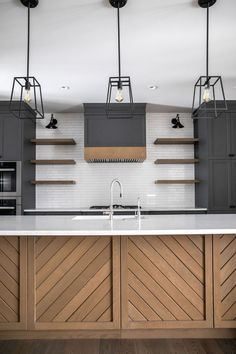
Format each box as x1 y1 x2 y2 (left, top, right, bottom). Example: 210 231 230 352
36 113 195 209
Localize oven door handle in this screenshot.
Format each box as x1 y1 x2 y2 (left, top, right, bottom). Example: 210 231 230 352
0 207 15 210
0 169 16 172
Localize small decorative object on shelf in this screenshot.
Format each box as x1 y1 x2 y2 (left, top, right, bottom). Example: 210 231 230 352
171 114 184 129
46 114 58 129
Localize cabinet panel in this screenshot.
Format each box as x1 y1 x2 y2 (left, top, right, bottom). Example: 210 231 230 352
231 160 236 209
208 116 230 159
0 237 27 330
213 235 236 328
3 117 22 161
209 160 231 211
121 236 213 329
0 118 3 159
230 115 236 157
27 236 120 330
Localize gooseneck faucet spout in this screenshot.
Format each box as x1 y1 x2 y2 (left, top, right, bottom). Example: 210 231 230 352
110 179 123 220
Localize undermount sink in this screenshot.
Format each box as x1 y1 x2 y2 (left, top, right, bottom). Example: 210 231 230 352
72 215 137 221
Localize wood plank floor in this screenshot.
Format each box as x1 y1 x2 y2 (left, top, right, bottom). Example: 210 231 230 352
0 339 235 354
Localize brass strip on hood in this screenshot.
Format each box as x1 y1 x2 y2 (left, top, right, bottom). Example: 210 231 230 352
84 147 146 163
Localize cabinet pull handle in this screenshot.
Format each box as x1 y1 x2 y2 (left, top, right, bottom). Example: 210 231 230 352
229 205 236 208
229 154 235 157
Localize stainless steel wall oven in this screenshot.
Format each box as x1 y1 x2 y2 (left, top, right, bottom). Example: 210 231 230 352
0 161 21 196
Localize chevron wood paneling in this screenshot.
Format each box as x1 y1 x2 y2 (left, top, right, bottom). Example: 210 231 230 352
214 235 236 328
121 235 213 329
0 237 27 330
27 236 120 330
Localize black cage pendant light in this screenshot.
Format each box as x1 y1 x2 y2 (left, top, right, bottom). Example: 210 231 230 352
192 0 227 119
106 0 134 117
10 0 44 119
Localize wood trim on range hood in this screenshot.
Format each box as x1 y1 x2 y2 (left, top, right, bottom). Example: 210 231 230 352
84 147 146 163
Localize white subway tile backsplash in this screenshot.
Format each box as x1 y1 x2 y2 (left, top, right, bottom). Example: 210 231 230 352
36 112 195 208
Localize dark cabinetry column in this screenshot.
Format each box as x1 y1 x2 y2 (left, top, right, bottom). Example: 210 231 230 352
3 116 22 161
208 116 230 159
195 101 236 213
0 118 3 159
209 160 231 211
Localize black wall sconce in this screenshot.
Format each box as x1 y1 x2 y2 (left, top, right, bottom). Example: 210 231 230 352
45 114 58 129
171 114 184 129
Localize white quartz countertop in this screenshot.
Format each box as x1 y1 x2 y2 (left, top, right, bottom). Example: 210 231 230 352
24 208 207 212
0 214 235 236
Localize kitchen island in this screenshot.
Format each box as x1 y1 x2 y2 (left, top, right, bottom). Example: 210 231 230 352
0 215 235 339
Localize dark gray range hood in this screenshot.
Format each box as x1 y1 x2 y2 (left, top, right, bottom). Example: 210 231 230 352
84 104 146 163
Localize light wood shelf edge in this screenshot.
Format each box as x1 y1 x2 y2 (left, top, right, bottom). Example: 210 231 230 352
154 138 199 145
155 180 200 184
31 180 76 185
155 159 199 164
30 160 76 165
31 139 76 145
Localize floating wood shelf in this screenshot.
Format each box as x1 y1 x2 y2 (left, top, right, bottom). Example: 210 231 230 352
31 160 76 165
31 180 76 185
31 139 76 145
154 138 199 145
155 180 200 184
155 159 199 164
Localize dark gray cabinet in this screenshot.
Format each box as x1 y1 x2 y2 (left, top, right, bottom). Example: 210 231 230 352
0 101 36 212
209 160 231 211
0 117 3 159
195 101 236 213
208 114 236 159
2 116 22 161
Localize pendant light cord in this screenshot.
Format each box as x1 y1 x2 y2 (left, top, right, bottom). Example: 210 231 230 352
26 2 30 84
117 2 121 83
206 3 209 81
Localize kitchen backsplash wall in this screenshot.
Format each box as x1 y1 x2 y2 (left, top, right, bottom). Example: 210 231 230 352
36 113 195 209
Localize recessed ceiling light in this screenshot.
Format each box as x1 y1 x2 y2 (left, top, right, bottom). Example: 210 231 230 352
148 85 158 90
61 86 70 90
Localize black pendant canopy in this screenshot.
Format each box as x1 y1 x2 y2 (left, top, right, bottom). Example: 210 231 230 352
106 0 134 117
9 0 44 119
192 0 227 119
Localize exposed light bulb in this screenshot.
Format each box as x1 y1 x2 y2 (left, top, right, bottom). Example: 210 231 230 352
115 88 124 103
203 86 211 103
24 88 31 103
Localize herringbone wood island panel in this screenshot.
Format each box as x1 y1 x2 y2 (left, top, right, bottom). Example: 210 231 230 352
214 235 236 328
27 236 120 330
121 235 213 329
0 237 27 330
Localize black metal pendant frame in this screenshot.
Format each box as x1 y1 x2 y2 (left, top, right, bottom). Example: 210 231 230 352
10 76 44 119
106 76 133 117
192 0 227 119
192 75 227 119
10 0 44 120
106 0 134 118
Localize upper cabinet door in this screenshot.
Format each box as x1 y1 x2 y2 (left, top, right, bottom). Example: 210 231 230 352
0 117 3 160
208 115 231 159
230 114 236 158
209 160 231 212
3 116 22 161
231 160 236 210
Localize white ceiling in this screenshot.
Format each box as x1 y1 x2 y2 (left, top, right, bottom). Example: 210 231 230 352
0 0 236 112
